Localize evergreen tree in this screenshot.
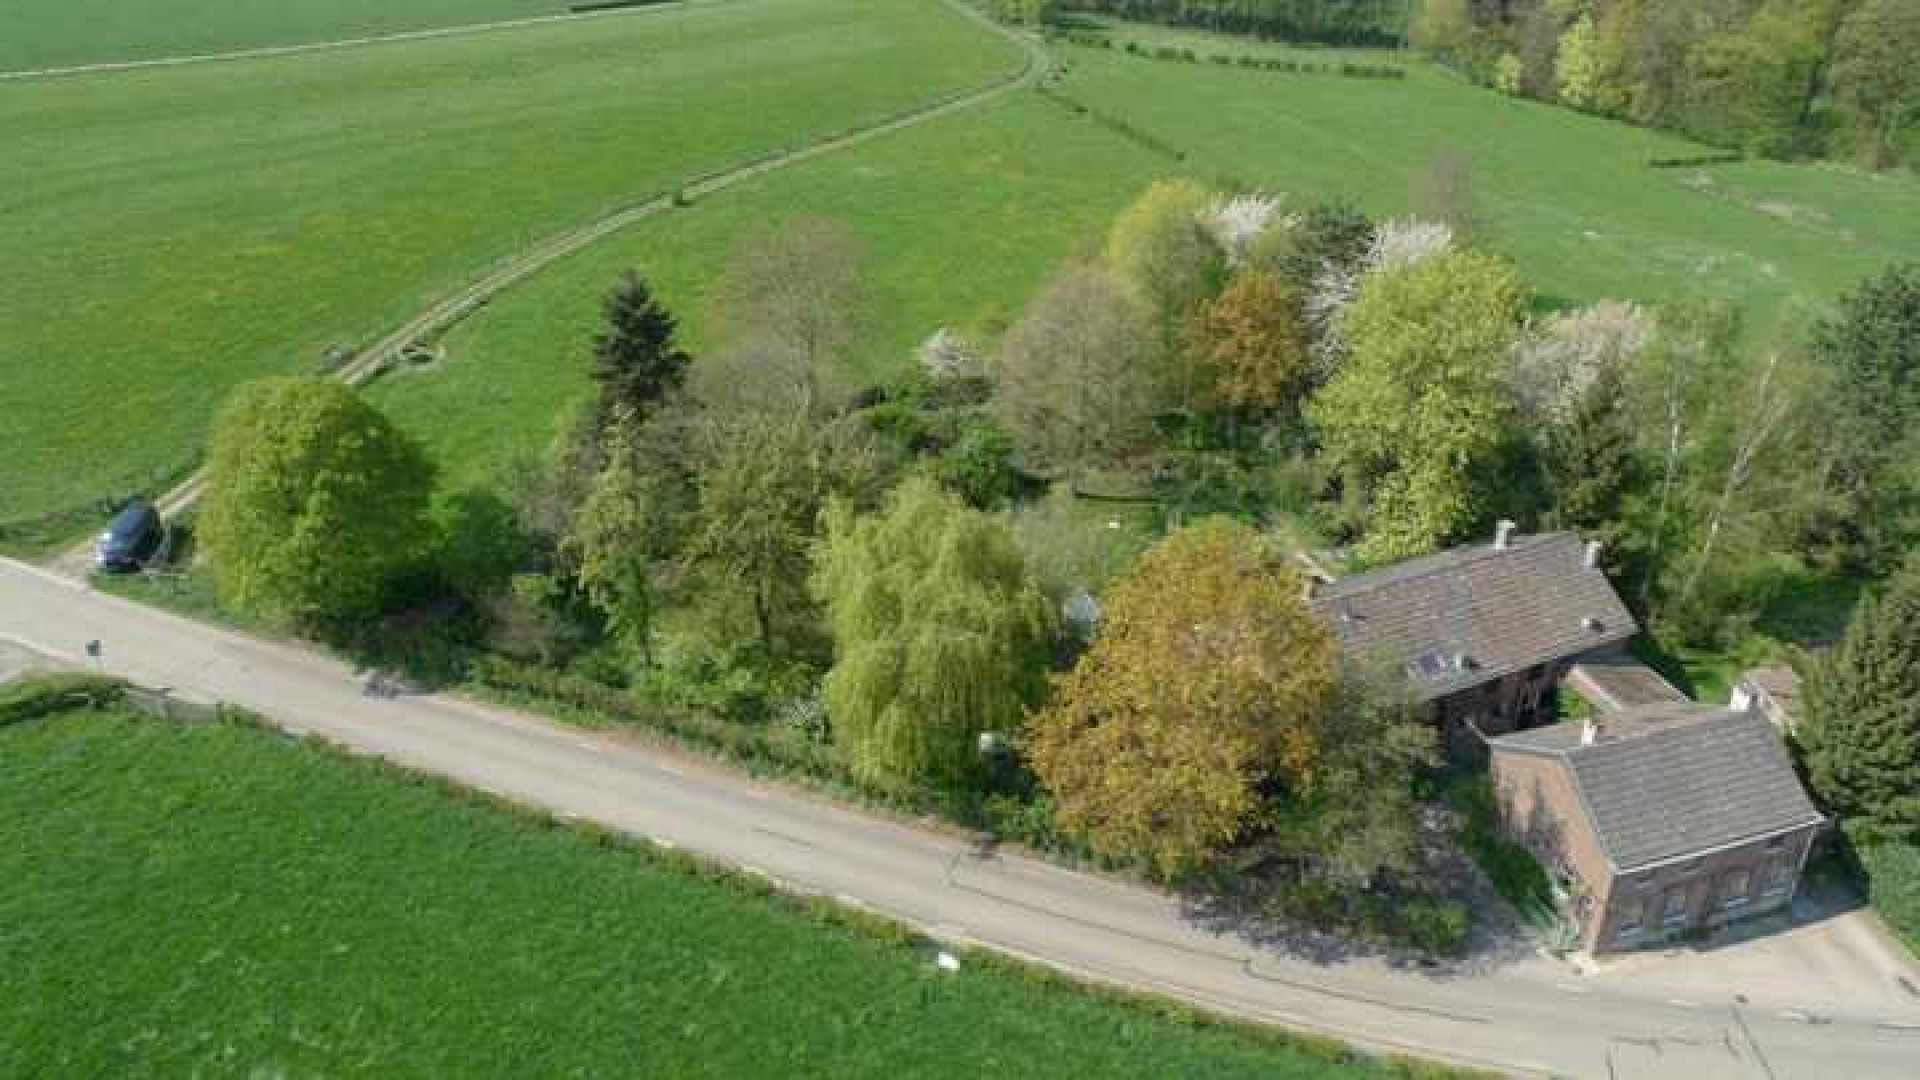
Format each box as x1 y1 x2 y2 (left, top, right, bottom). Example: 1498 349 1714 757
1541 360 1638 538
814 476 1053 787
590 271 689 434
1799 571 1920 845
1812 263 1920 569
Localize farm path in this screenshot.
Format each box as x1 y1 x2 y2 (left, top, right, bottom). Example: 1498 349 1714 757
5 554 1919 1080
48 0 1046 574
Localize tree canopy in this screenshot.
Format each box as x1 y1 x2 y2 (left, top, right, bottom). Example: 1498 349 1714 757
815 476 1053 787
1025 519 1338 877
1308 250 1529 562
590 271 689 435
200 377 433 623
1799 569 1920 845
1189 267 1314 421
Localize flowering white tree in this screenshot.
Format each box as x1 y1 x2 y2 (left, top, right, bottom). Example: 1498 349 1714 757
1511 300 1655 421
1306 219 1455 370
1200 192 1293 266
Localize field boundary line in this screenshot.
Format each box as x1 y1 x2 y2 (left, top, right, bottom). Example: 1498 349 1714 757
62 0 1044 554
0 0 736 83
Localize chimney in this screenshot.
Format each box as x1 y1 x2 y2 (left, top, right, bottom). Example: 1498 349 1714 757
1494 519 1517 551
1584 539 1604 570
1581 716 1600 747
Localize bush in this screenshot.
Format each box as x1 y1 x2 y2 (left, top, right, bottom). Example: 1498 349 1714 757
936 422 1019 508
1854 837 1920 955
0 675 125 727
1446 774 1558 925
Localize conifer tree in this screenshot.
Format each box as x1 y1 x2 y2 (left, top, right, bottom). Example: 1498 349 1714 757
1800 571 1920 844
590 271 689 435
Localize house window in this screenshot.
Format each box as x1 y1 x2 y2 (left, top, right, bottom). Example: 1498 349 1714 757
1720 869 1752 909
1763 856 1795 896
1662 887 1691 926
1615 898 1643 940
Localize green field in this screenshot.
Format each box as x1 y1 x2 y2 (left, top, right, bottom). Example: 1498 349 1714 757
367 19 1920 507
0 704 1403 1078
3 0 611 71
0 0 1018 533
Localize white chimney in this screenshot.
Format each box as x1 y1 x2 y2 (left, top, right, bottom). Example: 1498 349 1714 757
1494 519 1517 551
1581 717 1600 747
1584 539 1604 570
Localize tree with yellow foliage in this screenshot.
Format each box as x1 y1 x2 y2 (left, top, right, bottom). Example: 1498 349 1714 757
1024 519 1338 878
1189 267 1314 423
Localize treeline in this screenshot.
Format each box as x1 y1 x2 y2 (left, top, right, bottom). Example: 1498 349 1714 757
1008 1 1407 46
1413 0 1920 169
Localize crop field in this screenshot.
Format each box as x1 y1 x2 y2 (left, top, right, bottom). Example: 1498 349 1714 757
0 0 1018 539
0 705 1396 1078
3 0 620 72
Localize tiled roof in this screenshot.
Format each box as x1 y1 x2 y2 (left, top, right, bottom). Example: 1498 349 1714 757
1312 533 1637 702
1493 705 1825 871
1567 655 1690 713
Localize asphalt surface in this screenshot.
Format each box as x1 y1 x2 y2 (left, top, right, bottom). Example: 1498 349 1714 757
5 558 1918 1078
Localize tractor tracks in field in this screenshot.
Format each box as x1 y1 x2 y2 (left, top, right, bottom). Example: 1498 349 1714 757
48 0 1046 574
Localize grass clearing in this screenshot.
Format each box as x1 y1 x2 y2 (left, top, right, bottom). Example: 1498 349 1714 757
0 704 1417 1078
0 0 1018 532
2 0 646 72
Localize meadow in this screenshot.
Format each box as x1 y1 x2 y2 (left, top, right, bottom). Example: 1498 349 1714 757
0 703 1407 1078
3 0 625 71
0 0 1018 539
370 16 1920 510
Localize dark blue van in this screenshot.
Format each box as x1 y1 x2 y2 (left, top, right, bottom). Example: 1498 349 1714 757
95 499 162 572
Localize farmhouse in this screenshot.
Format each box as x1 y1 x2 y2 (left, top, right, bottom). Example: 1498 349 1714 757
1489 704 1825 953
1311 523 1637 753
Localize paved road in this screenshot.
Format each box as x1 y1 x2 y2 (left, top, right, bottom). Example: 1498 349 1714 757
6 558 1917 1078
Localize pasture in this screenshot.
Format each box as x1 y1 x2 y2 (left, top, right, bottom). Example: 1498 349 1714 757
0 0 1018 540
2 0 624 72
371 17 1920 509
0 704 1399 1078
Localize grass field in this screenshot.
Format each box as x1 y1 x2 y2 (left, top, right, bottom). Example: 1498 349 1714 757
368 17 1920 511
0 0 1018 535
2 0 624 71
0 704 1408 1078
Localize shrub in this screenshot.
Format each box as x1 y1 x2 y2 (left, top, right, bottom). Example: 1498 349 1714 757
0 675 125 727
935 422 1019 508
1854 835 1920 954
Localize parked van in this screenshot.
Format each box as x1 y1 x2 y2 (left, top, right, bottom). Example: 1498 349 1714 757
95 499 162 572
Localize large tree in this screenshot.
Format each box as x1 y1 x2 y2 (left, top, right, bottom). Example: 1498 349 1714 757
1105 179 1224 406
711 216 867 374
201 377 433 623
1307 250 1529 562
590 271 689 436
1811 263 1920 570
1830 0 1920 169
814 476 1053 787
1189 267 1314 422
993 263 1157 488
564 409 688 667
1799 570 1920 845
1025 519 1338 878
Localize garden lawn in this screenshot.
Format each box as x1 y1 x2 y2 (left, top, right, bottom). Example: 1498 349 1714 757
369 93 1173 500
0 0 1018 534
0 705 1408 1078
4 0 645 72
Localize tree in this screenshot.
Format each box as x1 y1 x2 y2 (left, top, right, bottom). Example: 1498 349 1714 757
815 477 1054 787
1799 570 1920 845
1555 13 1602 109
1253 200 1374 291
712 216 868 373
564 409 688 666
1307 251 1529 562
993 263 1157 488
1105 179 1225 405
1412 0 1477 65
1684 1 1829 157
201 377 433 623
589 271 689 436
1025 519 1339 877
1189 267 1314 422
1540 360 1638 539
682 410 874 663
1831 0 1920 169
1812 263 1920 569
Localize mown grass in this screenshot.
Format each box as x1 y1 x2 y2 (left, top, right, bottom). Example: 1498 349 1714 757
2 0 645 71
0 704 1424 1078
0 0 1019 531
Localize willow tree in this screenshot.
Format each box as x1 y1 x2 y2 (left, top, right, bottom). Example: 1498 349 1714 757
1025 519 1338 878
814 476 1054 788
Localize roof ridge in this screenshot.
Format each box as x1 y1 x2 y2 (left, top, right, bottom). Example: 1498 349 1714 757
1323 531 1579 598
